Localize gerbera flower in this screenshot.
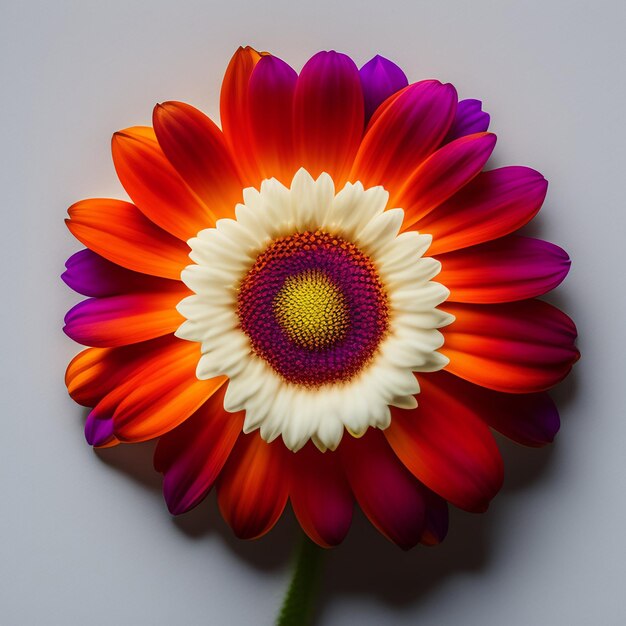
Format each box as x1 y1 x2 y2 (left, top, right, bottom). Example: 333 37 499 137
63 47 578 551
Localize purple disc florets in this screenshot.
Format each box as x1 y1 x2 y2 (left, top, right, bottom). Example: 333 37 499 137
237 231 389 386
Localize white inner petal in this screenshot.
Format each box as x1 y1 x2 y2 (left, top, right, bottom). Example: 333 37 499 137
176 168 453 452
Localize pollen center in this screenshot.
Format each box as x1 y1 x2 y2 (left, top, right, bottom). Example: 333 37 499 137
237 230 389 387
274 269 349 349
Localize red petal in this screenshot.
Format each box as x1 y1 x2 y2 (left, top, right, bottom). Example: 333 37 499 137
112 126 215 239
154 386 244 514
152 102 242 219
248 55 298 183
442 300 579 393
290 443 353 547
293 51 364 185
386 372 504 512
418 166 548 255
339 430 426 550
351 80 457 197
425 371 561 447
400 132 497 228
217 433 289 540
66 199 190 279
438 235 571 303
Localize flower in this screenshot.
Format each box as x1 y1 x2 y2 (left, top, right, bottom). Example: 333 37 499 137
63 47 579 549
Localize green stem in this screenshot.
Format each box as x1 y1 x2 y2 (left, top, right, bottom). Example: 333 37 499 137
276 533 324 626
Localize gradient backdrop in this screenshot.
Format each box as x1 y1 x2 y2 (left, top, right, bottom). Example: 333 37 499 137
1 0 624 624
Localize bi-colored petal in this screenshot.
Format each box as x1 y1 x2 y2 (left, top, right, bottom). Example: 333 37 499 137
441 300 579 393
339 430 426 550
293 51 364 184
79 335 189 445
112 126 215 239
426 371 560 447
351 80 457 196
248 55 298 183
62 249 179 298
417 167 548 255
66 199 190 279
217 433 289 540
290 443 353 548
400 132 497 228
438 235 571 303
220 46 266 185
152 102 242 220
63 289 187 347
359 55 408 123
386 372 504 512
154 387 244 514
444 99 490 143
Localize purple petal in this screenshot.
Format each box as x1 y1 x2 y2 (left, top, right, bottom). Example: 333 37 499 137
85 412 116 447
359 55 408 123
445 98 490 142
62 249 176 297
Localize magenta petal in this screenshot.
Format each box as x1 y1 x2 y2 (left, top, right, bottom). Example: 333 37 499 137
340 430 426 550
359 55 408 123
85 412 115 447
420 166 549 255
293 50 364 182
62 249 174 297
445 99 490 142
154 390 243 515
248 55 297 181
438 235 572 303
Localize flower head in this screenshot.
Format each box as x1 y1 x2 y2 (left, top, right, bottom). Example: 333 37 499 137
64 47 578 549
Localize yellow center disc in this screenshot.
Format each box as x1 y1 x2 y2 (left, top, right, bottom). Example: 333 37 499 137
274 269 349 350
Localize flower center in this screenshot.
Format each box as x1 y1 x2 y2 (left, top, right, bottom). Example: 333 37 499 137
274 269 349 349
236 230 389 387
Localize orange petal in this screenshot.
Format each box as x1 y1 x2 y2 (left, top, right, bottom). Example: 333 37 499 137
66 199 190 279
112 126 215 239
152 101 242 220
220 46 266 186
112 342 226 442
65 336 176 407
217 433 289 540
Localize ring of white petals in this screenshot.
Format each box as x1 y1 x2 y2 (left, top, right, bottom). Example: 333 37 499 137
175 168 454 452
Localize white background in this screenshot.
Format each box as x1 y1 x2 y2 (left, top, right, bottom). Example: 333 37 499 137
2 0 625 624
